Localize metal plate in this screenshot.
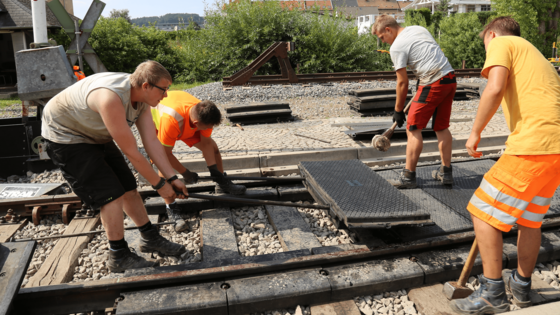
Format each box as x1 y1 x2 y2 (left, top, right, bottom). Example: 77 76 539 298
299 160 429 224
0 241 36 315
377 170 473 241
0 183 63 199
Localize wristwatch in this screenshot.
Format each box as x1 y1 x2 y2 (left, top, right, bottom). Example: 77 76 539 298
166 175 179 183
152 177 166 190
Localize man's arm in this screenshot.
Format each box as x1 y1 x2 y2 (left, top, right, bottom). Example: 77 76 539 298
395 68 409 112
466 66 509 157
163 145 187 173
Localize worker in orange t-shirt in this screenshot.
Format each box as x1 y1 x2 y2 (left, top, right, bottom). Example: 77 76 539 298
73 66 86 81
152 91 246 231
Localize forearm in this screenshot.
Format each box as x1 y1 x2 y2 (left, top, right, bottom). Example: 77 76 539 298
123 147 161 185
471 90 502 135
144 141 177 179
395 70 409 112
166 150 187 174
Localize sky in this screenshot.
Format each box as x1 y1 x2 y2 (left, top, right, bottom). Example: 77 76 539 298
73 0 217 19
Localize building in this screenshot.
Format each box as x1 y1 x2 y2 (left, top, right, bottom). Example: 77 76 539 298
355 1 413 34
401 0 492 14
0 0 76 86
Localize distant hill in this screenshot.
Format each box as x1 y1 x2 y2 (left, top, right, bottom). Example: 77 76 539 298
131 13 205 26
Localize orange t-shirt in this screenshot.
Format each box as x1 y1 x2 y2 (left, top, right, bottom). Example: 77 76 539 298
151 91 213 147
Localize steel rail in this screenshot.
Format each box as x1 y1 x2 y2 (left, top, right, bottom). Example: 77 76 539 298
14 216 560 315
187 193 329 210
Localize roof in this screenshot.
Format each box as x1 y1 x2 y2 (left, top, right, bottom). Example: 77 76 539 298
331 0 359 7
0 0 78 30
305 1 333 9
336 6 378 17
357 0 413 10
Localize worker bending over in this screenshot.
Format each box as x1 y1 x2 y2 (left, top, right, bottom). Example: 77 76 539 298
451 17 560 314
152 91 246 231
42 61 188 273
372 15 456 189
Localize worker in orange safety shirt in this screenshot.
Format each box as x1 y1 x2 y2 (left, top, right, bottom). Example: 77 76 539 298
73 65 86 81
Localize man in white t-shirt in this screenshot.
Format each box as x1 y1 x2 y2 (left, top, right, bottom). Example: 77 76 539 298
372 15 457 189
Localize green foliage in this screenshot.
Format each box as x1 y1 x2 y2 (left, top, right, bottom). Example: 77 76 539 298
131 14 205 27
492 0 559 54
439 13 486 68
405 8 432 27
0 96 20 109
109 9 132 23
437 0 451 12
174 0 392 83
48 28 71 50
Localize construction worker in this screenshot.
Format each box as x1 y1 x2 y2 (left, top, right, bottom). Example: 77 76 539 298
152 91 246 232
73 65 86 81
450 17 560 313
372 14 456 189
41 61 188 273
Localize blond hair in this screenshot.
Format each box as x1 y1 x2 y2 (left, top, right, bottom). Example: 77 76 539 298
130 60 172 88
372 14 400 34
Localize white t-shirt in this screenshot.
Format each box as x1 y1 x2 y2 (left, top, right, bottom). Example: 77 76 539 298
390 26 454 85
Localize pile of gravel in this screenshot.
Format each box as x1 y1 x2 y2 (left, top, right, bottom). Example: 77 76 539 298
354 290 417 315
186 78 487 106
232 206 284 256
296 203 355 246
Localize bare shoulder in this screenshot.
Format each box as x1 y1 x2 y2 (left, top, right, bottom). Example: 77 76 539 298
87 88 122 113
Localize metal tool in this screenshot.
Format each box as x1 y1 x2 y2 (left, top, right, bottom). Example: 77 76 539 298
371 97 414 152
197 175 304 182
443 238 479 300
185 193 329 210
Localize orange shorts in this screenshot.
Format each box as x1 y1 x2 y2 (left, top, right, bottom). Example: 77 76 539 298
182 130 203 147
467 154 560 232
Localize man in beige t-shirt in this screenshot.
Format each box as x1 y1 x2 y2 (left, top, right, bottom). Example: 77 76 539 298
42 61 188 273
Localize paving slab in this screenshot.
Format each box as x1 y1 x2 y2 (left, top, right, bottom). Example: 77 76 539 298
377 170 472 241
507 301 560 315
310 300 361 315
0 241 35 315
408 283 457 315
201 207 240 262
115 281 227 315
325 255 424 300
265 205 322 251
529 274 560 303
299 160 429 226
226 268 331 315
414 243 506 284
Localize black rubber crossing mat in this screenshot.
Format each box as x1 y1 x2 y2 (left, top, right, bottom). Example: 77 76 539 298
299 160 430 225
0 241 36 315
377 170 473 241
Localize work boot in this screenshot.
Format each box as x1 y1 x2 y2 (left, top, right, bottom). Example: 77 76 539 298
449 275 509 315
107 247 156 273
166 203 188 233
139 225 186 256
432 164 453 185
503 269 532 308
388 169 417 189
209 164 246 195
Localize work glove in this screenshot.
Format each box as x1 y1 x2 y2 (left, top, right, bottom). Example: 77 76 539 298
181 169 199 184
393 110 406 128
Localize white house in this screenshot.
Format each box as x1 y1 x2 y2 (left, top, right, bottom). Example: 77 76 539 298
401 0 492 14
357 11 405 35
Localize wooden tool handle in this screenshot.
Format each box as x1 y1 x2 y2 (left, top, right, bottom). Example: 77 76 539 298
387 98 415 133
458 238 479 286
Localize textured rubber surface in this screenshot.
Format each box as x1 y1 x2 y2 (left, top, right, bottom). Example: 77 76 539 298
377 170 473 241
299 160 429 224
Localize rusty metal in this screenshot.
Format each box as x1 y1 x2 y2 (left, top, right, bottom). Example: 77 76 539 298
187 192 329 210
32 206 41 226
223 42 297 87
62 204 70 224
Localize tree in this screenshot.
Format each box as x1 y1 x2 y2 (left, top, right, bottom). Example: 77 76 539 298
437 0 451 12
492 0 560 55
439 13 486 68
109 9 132 24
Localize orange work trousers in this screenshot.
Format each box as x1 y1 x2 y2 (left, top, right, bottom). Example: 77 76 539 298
467 154 560 232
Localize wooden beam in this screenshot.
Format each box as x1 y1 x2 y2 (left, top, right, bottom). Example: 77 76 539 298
310 300 361 315
27 216 100 287
408 283 456 315
265 205 321 251
0 220 27 243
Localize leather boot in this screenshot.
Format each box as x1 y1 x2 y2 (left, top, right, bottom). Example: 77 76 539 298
139 225 186 256
107 247 156 273
503 269 532 308
432 164 453 185
449 275 509 314
388 169 417 189
166 203 188 233
208 164 246 195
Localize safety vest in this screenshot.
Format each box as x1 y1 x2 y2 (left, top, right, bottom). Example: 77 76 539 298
73 66 86 81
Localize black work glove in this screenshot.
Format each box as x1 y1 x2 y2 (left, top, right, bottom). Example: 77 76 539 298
393 110 406 128
181 169 199 184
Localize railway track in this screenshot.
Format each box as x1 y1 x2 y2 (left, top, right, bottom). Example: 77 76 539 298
2 157 560 314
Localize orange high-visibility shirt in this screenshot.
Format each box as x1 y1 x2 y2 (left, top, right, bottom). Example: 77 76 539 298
151 91 213 147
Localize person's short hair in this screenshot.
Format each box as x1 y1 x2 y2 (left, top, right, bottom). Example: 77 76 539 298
130 60 172 88
479 16 521 39
194 100 222 126
372 14 400 34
